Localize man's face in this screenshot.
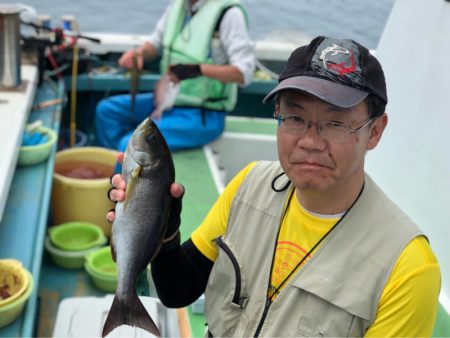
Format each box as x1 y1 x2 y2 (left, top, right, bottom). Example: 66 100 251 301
276 90 386 205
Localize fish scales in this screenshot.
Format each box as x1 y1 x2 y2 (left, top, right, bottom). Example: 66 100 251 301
102 117 174 337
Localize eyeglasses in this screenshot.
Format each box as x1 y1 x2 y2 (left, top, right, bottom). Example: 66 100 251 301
274 113 374 142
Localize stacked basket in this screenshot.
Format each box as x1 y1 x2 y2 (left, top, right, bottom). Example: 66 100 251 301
45 222 108 269
45 222 118 292
84 246 118 292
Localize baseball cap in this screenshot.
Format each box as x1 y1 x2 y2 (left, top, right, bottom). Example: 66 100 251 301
263 36 387 108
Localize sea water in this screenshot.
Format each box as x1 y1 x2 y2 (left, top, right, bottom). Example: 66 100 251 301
16 0 394 49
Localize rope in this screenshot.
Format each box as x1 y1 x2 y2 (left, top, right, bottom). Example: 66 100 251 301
70 42 79 148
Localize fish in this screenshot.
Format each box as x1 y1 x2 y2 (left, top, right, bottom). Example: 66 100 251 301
102 117 175 337
130 50 141 112
150 74 180 120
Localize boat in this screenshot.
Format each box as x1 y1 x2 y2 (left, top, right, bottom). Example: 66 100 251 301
0 4 289 336
0 0 449 336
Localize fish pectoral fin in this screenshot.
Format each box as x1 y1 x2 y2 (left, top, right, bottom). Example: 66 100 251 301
131 166 143 178
102 294 161 337
110 237 117 263
123 167 142 210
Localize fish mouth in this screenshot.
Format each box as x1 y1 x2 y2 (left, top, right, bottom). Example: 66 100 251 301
136 119 156 145
141 118 154 133
128 118 161 166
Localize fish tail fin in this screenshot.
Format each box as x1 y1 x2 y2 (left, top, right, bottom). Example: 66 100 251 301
102 294 161 337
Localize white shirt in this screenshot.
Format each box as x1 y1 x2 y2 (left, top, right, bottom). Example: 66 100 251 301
146 1 255 86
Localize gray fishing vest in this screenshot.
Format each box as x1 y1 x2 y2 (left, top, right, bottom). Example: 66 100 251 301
204 161 424 337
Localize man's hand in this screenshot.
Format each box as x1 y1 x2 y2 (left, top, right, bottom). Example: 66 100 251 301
169 64 202 81
118 49 144 70
106 153 185 242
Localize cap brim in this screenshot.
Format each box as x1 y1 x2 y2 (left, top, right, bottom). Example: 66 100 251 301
263 76 369 108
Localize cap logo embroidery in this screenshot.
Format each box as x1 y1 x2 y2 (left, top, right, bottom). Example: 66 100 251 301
319 43 356 76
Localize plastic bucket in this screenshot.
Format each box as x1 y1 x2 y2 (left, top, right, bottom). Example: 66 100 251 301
51 147 118 237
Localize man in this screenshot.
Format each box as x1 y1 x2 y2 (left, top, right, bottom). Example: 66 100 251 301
96 0 255 152
108 36 441 337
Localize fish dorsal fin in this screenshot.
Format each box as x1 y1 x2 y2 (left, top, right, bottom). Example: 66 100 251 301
123 166 142 210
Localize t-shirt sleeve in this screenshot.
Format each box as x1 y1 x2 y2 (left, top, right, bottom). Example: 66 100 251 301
364 235 441 337
218 6 255 86
145 4 171 54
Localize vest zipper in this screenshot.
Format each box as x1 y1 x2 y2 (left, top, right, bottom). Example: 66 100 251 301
215 237 247 308
254 297 272 337
254 187 295 337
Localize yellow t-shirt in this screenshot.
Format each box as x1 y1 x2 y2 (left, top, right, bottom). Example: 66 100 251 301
191 162 441 337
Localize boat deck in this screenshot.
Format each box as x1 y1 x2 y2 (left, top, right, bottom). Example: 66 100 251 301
37 117 277 337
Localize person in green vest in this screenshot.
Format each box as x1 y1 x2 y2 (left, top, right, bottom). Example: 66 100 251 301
95 0 255 152
107 36 441 337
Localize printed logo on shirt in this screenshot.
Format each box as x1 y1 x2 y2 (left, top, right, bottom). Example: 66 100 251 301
269 241 312 298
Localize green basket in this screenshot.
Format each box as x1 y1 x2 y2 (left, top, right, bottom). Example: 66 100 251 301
49 222 107 251
84 246 118 292
17 125 57 166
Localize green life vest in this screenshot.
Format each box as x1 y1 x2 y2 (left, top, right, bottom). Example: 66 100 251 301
161 0 247 112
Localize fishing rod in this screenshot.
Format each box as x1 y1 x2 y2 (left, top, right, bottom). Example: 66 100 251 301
21 20 101 44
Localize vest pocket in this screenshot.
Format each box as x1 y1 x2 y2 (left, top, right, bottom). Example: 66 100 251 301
295 291 358 337
204 236 248 336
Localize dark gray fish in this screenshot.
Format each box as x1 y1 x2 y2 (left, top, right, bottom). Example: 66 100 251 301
102 117 175 337
130 51 140 112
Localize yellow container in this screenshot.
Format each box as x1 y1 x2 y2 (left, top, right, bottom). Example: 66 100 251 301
0 259 29 307
51 147 118 237
0 270 33 328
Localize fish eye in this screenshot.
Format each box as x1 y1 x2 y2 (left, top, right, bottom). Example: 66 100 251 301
146 134 156 143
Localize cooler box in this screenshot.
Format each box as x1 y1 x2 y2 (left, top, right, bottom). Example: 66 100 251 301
52 295 179 337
